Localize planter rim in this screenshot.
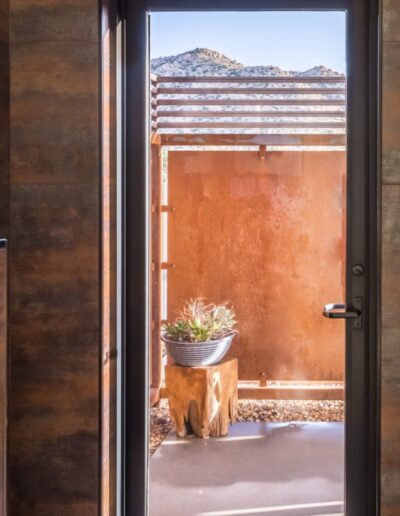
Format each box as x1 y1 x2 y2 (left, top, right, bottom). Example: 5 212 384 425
161 330 237 345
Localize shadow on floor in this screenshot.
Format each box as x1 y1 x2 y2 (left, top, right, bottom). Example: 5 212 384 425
149 421 344 516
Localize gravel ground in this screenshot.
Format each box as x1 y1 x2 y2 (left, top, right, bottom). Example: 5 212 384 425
150 401 173 456
150 399 344 455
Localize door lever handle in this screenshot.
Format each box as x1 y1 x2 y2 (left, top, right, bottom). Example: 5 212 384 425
322 303 361 319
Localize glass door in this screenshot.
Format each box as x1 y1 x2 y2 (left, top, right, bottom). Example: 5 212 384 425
122 2 379 515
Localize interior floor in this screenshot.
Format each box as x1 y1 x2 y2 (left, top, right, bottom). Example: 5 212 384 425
150 421 344 516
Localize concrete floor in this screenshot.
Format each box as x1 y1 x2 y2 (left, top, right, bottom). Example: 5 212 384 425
149 422 344 516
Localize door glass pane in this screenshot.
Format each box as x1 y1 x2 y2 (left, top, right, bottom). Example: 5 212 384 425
148 11 346 516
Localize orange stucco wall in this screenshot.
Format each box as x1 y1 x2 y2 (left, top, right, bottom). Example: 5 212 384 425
167 150 346 382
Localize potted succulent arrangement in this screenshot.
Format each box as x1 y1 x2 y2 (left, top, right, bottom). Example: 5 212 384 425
161 298 237 367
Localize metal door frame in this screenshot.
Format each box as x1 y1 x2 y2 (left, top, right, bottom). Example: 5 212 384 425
121 1 381 514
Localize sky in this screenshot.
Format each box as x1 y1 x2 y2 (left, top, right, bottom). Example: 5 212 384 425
150 11 346 73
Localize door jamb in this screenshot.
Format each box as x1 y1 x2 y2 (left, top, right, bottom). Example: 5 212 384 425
120 1 381 514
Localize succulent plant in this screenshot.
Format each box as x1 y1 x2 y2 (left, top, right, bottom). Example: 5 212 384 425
163 298 236 343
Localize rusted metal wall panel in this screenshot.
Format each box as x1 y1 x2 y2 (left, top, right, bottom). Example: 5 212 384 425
8 1 100 514
168 150 346 382
0 0 9 239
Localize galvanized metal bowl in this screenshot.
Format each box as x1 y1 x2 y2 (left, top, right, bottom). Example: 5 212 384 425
161 332 236 367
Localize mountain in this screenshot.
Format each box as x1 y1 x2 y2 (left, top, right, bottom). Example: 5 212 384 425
151 48 343 77
299 65 343 77
151 48 244 76
150 48 345 137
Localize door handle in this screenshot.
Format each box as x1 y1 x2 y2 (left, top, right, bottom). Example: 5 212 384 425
322 302 361 319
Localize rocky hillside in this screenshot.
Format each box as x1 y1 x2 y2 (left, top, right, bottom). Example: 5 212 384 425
151 47 343 77
150 48 346 137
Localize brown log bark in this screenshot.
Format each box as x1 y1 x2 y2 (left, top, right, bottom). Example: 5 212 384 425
165 359 238 438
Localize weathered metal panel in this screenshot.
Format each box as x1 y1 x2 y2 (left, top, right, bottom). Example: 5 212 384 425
8 1 100 513
167 150 346 382
0 0 9 240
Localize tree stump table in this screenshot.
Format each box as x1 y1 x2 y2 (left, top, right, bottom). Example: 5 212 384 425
165 358 238 438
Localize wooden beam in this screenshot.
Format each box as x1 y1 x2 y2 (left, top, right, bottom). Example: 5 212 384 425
157 87 346 95
156 110 346 118
236 385 344 401
150 132 161 145
155 75 346 84
150 144 163 398
160 382 345 401
159 133 347 147
157 121 346 129
156 98 346 106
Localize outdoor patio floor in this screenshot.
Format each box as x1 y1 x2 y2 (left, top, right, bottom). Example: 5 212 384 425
149 421 344 516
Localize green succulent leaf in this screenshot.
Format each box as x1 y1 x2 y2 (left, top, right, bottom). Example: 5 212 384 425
162 298 236 343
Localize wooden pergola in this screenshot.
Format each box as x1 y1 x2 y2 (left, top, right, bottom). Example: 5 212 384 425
150 73 347 405
151 73 346 146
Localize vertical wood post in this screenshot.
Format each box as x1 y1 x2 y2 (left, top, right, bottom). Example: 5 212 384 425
150 142 163 405
101 2 117 513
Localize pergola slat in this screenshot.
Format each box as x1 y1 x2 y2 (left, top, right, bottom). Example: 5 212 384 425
156 121 346 129
155 98 346 106
155 110 346 118
157 87 346 95
151 75 347 135
155 75 346 84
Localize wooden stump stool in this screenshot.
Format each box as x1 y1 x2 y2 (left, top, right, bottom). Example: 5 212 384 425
165 358 238 438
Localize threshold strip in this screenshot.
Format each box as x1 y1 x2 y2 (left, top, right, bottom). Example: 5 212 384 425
314 513 344 516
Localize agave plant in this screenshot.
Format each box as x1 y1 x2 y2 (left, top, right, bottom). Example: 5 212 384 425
163 298 236 343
